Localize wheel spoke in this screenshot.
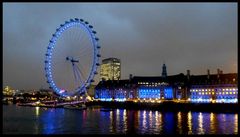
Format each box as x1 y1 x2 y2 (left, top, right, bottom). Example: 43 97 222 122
45 19 99 97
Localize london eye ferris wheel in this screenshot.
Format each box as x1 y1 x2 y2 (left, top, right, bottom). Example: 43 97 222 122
44 18 100 97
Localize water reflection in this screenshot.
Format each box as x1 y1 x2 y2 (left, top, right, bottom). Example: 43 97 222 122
109 111 113 132
234 114 238 134
209 112 216 134
142 110 147 133
41 108 65 134
187 111 192 134
35 107 40 116
198 112 204 134
154 111 163 134
123 109 127 132
3 105 238 134
149 111 153 129
177 111 182 134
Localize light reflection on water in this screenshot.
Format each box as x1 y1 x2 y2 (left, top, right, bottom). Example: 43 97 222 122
234 114 238 134
177 111 182 134
3 105 238 134
35 107 40 116
187 111 192 134
198 112 204 134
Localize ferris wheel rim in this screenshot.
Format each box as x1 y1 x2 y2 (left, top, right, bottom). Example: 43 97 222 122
44 18 100 97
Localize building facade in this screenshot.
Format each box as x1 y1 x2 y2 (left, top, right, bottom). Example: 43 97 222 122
100 58 121 81
95 67 238 103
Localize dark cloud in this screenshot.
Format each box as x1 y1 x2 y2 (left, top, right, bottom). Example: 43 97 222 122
3 3 237 90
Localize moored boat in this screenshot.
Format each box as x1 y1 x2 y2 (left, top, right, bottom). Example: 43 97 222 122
63 104 87 110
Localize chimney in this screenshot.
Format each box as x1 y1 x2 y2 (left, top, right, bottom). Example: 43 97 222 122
207 69 210 79
129 74 133 80
187 70 190 80
220 70 223 74
217 68 220 78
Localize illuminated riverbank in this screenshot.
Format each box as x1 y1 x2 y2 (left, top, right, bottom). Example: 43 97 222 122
87 100 238 113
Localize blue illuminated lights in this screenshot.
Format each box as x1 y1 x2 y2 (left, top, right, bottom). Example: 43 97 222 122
190 88 238 103
164 87 173 99
138 88 160 99
44 18 100 97
95 85 237 103
95 89 127 102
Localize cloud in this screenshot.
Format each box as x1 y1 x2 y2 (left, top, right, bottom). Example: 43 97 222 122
3 3 237 90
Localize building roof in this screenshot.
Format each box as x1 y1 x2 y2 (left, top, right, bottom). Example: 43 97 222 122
102 58 120 63
95 73 238 88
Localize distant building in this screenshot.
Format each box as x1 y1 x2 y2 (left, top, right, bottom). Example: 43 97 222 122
95 68 238 103
100 58 121 81
3 86 14 96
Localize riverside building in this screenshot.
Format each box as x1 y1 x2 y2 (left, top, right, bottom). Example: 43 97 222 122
95 65 238 103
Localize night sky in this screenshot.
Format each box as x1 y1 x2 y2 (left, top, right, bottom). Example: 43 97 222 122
3 3 237 90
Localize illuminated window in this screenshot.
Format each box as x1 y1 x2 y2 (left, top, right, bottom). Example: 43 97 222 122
199 93 201 95
223 89 225 91
233 92 236 94
226 89 229 91
212 92 214 95
208 89 211 91
223 92 225 95
226 92 229 94
202 92 204 95
219 92 221 95
202 89 204 91
230 92 232 94
196 89 198 92
212 89 214 91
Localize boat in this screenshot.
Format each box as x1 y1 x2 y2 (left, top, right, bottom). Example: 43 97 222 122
63 104 87 110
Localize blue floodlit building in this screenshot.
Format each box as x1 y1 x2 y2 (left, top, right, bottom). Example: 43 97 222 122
95 66 238 103
189 69 238 103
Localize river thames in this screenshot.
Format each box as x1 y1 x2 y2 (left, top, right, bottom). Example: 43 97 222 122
3 105 238 134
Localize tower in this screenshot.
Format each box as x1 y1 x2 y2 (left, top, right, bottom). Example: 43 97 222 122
162 64 167 78
100 58 121 81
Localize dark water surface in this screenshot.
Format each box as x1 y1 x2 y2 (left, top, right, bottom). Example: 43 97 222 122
3 105 238 134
